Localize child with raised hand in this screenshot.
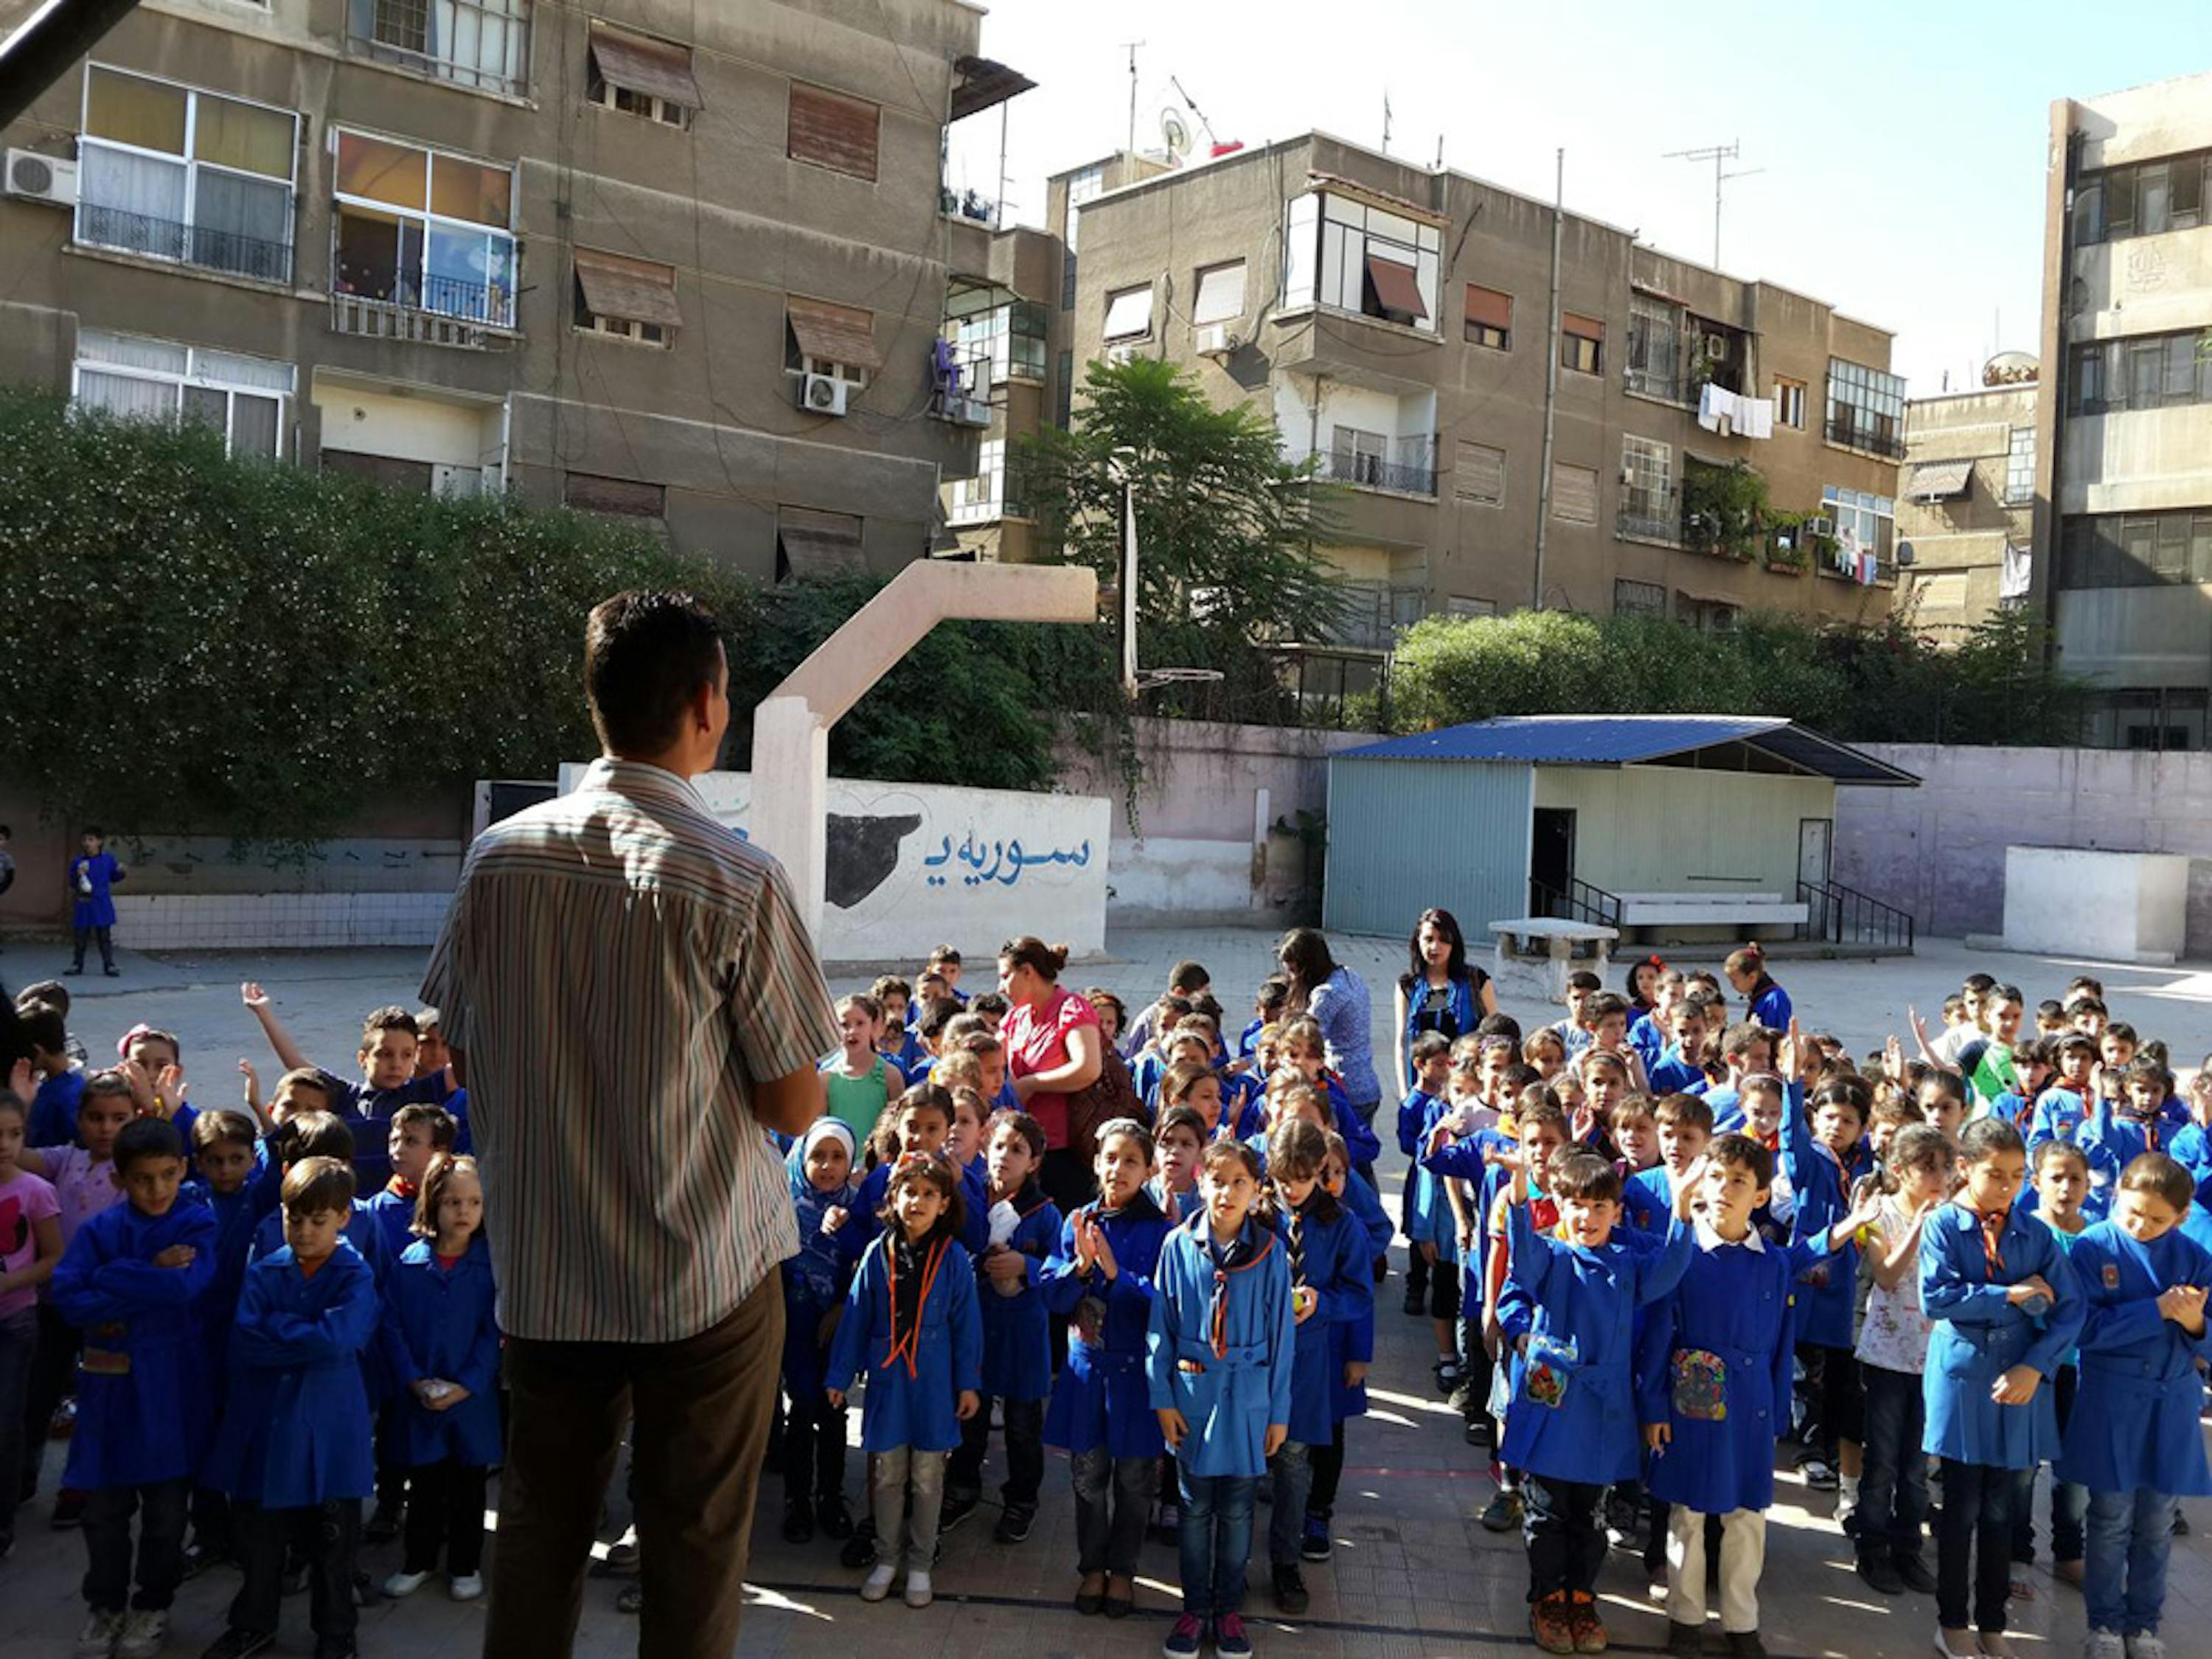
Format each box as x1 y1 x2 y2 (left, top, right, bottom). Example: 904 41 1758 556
239 985 453 1192
1041 1119 1170 1620
51 1117 214 1659
201 1155 380 1659
945 1110 1060 1545
1148 1138 1295 1659
827 1150 981 1610
781 1118 860 1545
0 1087 60 1559
1921 1116 2084 1659
1259 1119 1373 1615
2057 1152 2211 1659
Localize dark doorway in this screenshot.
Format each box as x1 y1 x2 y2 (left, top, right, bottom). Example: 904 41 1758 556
1531 807 1576 914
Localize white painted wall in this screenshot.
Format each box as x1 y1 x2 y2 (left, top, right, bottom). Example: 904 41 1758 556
310 381 501 466
2001 846 2188 964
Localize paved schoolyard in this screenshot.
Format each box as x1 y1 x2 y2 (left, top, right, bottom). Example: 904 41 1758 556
3 925 2211 1658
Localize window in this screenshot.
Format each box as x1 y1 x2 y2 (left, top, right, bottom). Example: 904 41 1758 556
564 472 664 517
947 300 1047 383
1102 284 1154 343
345 0 532 99
1062 164 1103 252
72 328 291 459
1332 426 1389 488
950 438 1020 525
1550 462 1599 525
1054 349 1073 428
77 66 297 284
1613 578 1666 617
785 296 880 386
787 82 878 181
332 130 517 326
1775 378 1806 429
2005 426 2036 505
1281 189 1443 335
1561 313 1604 376
1060 251 1078 313
1464 283 1512 350
1626 295 1683 400
1824 358 1907 458
588 25 699 128
1454 440 1506 506
1192 262 1248 327
776 505 865 581
1820 484 1896 571
2067 328 2212 415
2077 150 2212 243
1619 435 1672 538
572 248 681 344
2058 508 2212 589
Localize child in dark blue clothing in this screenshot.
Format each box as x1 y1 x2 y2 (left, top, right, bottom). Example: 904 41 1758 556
1396 1033 1452 1318
240 986 454 1193
365 1103 456 1264
781 1119 860 1545
66 827 125 978
379 1155 499 1603
838 1085 991 1259
52 1118 215 1659
184 1110 262 1573
1780 1043 1876 1504
1725 945 1790 1032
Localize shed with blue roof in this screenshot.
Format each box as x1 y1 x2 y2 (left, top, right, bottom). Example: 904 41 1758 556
1321 715 1919 944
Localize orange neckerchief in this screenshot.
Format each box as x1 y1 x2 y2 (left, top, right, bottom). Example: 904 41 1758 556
881 1234 950 1379
1203 1223 1277 1360
1964 1205 2008 1278
385 1176 419 1200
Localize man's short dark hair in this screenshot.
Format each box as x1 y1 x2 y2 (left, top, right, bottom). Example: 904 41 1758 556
584 591 725 757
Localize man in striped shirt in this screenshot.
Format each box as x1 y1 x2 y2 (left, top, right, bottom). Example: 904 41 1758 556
422 590 838 1659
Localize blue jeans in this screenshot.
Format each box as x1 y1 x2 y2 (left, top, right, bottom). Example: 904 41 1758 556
1177 1469 1256 1620
1267 1440 1312 1566
1857 1363 1929 1560
2086 1486 2174 1635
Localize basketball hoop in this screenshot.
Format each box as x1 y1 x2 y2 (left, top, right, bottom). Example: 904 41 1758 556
1132 667 1225 694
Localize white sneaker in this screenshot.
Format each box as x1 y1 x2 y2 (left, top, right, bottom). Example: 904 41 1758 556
114 1609 167 1659
2126 1636 2166 1659
383 1568 432 1598
2084 1635 2124 1659
74 1610 125 1658
905 1569 933 1609
450 1573 484 1601
860 1563 897 1601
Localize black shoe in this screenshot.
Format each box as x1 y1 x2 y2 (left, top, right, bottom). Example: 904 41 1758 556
816 1492 853 1540
1074 1585 1105 1616
102 967 121 978
993 1504 1034 1544
1667 1620 1703 1658
64 965 83 977
1272 1562 1310 1615
1725 1632 1766 1659
782 1497 813 1544
1894 1552 1937 1595
1402 1281 1426 1316
1856 1551 1905 1596
51 1489 86 1529
364 1503 401 1545
2174 1508 2191 1537
198 1631 276 1659
939 1490 980 1533
838 1517 875 1568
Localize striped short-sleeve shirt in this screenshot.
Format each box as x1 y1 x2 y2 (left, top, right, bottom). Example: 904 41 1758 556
421 757 840 1343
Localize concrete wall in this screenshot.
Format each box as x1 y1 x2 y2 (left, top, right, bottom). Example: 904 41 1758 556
1534 765 1834 899
2001 846 2188 962
1833 743 2212 954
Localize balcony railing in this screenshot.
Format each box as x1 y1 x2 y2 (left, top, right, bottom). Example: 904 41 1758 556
1823 414 1906 459
1296 445 1438 498
330 273 516 348
347 0 532 98
1616 487 1681 546
75 204 293 286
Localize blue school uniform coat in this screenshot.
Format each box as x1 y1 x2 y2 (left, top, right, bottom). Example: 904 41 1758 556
2053 1222 2212 1497
1146 1214 1296 1479
1397 1087 1443 1240
70 851 122 929
381 1237 503 1469
2077 1104 2184 1214
1277 1200 1374 1445
1041 1196 1171 1459
206 1242 381 1506
364 1183 419 1264
1646 1048 1705 1098
1781 1081 1873 1348
28 1066 85 1149
1495 1204 1694 1488
51 1199 218 1489
1635 1225 1798 1515
782 1173 860 1399
2027 1088 2089 1152
825 1229 983 1454
978 1189 1062 1403
189 1183 260 1398
1747 981 1791 1032
1919 1202 2085 1469
1621 1166 1674 1239
849 1157 990 1258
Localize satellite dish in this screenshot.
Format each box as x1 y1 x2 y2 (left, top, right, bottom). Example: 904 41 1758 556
1159 108 1192 161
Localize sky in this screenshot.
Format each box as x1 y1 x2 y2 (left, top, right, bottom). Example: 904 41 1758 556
944 0 2211 396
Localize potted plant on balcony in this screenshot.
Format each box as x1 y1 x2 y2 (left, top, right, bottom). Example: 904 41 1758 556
1680 459 1765 561
1763 510 1812 575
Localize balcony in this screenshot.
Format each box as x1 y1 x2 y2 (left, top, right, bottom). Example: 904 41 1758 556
75 204 293 287
346 0 532 99
1824 413 1905 461
330 273 517 349
1293 441 1438 498
1617 487 1681 546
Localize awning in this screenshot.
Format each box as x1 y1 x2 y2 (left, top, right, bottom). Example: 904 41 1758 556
786 296 881 370
1464 283 1512 331
777 507 866 577
949 55 1035 122
573 248 684 329
1192 262 1247 325
1365 254 1427 319
1102 285 1154 341
1562 311 1605 341
588 27 700 109
1905 458 1974 501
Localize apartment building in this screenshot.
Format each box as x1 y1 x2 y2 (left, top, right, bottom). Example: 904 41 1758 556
2037 69 2212 750
1895 356 2039 636
0 0 1029 577
1037 132 1901 648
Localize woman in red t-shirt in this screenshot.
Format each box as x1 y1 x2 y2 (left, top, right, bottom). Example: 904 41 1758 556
998 936 1105 1211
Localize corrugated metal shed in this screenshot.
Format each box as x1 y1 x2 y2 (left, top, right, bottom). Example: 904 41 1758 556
1324 757 1531 940
1337 715 1919 786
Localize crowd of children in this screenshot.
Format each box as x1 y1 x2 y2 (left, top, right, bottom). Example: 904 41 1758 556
6 928 2212 1659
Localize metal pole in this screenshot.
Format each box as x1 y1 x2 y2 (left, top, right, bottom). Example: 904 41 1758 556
1533 147 1564 611
1121 476 1139 696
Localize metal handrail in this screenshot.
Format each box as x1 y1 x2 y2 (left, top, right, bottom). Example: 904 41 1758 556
76 204 294 285
1822 416 1906 460
1310 448 1438 497
1530 877 1623 930
1797 877 1914 952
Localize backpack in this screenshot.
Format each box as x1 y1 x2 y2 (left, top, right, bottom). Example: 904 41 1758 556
1062 1041 1146 1163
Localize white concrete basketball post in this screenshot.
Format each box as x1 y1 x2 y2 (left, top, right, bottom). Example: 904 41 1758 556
748 561 1100 943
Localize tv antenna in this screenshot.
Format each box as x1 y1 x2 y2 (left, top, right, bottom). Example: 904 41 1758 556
1167 75 1217 149
1120 41 1145 158
1662 139 1763 268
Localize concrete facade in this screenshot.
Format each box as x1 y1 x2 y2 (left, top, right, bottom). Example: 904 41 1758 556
1897 379 2038 636
2037 69 2212 747
0 0 1022 578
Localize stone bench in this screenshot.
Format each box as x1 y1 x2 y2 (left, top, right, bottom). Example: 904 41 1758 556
1613 891 1809 928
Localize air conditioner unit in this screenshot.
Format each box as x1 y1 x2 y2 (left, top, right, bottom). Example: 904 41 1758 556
1703 333 1728 359
799 372 850 416
1194 322 1237 357
5 148 77 208
1809 515 1834 537
1103 342 1139 366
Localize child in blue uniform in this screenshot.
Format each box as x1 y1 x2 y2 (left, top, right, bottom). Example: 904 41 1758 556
52 1118 215 1659
2056 1152 2212 1659
1149 1105 1207 1223
2078 1059 2186 1219
1780 1051 1875 1504
240 987 455 1194
826 1150 981 1610
1496 1141 1696 1655
1638 1133 1792 1659
364 1103 456 1263
66 827 125 978
183 1110 263 1573
1041 1118 1170 1620
1724 944 1790 1032
1149 1138 1295 1659
379 1155 499 1604
780 1119 860 1545
1308 1130 1377 1561
1920 1116 2084 1659
838 1085 990 1259
202 1155 381 1659
947 1109 1061 1543
1259 1119 1372 1617
2017 1140 2093 1581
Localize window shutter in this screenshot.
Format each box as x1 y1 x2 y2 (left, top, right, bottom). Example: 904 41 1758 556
787 83 879 181
564 473 666 516
1464 284 1512 332
1551 462 1599 524
1562 312 1605 342
1454 441 1506 505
